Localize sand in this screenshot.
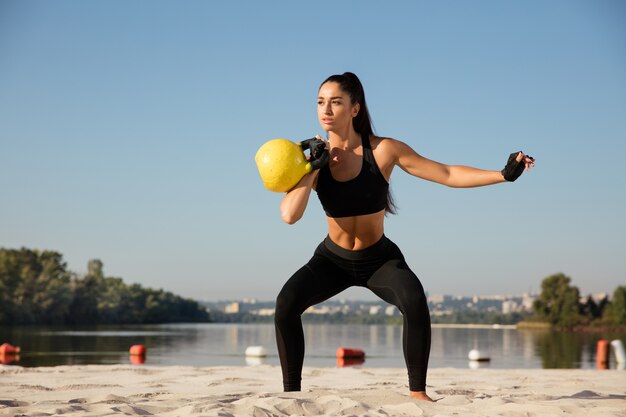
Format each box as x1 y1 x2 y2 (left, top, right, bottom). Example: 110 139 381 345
1 365 625 416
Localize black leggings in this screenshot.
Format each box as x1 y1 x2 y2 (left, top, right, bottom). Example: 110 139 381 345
274 235 431 392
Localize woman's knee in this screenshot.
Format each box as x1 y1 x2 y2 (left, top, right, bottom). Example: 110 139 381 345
392 280 428 316
274 288 300 324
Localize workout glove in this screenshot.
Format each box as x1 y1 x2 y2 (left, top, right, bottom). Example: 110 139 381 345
501 151 527 182
300 137 329 170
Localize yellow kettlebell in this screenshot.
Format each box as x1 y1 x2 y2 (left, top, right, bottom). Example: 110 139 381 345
255 139 312 192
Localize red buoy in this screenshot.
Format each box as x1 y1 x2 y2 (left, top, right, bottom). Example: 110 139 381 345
0 343 21 365
0 343 21 355
336 347 365 359
129 344 147 356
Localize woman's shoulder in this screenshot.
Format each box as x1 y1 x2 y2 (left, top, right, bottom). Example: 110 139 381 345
370 135 397 148
369 136 408 170
370 135 413 154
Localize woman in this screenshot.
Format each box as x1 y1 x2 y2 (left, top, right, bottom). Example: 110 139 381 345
274 72 535 401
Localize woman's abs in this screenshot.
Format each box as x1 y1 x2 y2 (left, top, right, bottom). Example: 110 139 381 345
326 210 385 250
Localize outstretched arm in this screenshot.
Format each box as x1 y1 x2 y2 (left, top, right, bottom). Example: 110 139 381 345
390 140 534 188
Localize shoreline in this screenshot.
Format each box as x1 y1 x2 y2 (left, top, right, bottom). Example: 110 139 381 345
431 323 517 329
1 365 625 416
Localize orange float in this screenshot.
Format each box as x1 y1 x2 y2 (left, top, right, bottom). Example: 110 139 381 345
597 339 609 369
0 343 22 365
129 344 147 356
0 343 21 355
336 347 365 359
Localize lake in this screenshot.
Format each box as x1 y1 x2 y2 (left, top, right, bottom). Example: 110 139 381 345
1 323 624 370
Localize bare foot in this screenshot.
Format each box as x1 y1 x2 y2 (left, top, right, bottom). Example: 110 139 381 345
410 390 435 402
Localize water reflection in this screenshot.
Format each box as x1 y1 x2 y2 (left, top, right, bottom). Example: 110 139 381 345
535 331 583 368
532 329 626 369
0 353 20 365
0 324 624 370
468 360 490 370
336 357 365 367
245 356 266 366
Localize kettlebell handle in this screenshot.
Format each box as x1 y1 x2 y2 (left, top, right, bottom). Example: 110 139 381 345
299 136 329 171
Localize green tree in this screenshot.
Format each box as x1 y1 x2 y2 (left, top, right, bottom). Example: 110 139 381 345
0 248 72 324
88 259 104 278
0 248 24 322
120 283 148 323
580 295 596 321
67 259 106 324
533 273 582 327
31 251 73 323
67 276 100 323
97 277 127 323
605 286 626 325
2 249 210 325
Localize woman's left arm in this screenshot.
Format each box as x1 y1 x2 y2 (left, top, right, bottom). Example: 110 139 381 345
386 139 534 188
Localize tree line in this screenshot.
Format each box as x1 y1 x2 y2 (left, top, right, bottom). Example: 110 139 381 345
532 272 626 328
0 248 210 325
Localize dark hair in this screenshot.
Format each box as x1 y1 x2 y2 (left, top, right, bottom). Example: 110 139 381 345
320 72 397 215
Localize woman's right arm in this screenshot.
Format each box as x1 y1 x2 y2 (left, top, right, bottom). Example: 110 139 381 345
279 171 320 224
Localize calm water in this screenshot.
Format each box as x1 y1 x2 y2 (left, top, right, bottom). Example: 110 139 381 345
1 323 624 370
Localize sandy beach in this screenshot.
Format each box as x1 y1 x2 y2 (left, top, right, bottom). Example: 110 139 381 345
1 365 624 416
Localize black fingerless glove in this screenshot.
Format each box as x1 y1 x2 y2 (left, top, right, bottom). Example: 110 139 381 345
300 137 329 170
501 151 526 182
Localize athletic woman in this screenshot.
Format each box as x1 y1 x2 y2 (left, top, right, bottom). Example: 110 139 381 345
274 72 535 401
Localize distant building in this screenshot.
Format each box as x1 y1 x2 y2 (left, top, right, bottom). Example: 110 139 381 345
385 306 399 316
224 302 240 314
251 308 275 316
521 293 537 311
305 305 338 315
369 306 382 315
502 300 518 314
428 294 450 304
431 309 453 317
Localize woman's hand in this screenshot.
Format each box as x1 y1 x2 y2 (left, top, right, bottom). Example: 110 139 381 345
502 151 535 182
300 135 330 170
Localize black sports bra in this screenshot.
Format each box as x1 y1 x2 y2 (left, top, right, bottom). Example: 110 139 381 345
316 134 389 218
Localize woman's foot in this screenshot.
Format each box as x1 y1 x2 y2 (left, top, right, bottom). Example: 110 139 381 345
410 390 435 402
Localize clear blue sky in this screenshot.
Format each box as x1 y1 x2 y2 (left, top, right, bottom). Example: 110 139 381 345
1 0 625 302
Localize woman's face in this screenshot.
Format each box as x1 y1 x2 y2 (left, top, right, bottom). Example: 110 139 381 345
317 82 359 133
